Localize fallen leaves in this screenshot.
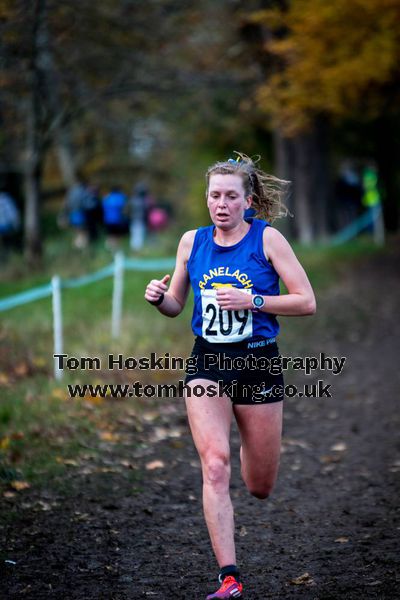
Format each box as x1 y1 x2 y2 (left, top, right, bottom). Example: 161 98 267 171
145 460 165 470
3 490 16 498
290 572 315 585
51 388 67 401
281 437 310 451
83 396 104 406
388 459 400 473
0 431 24 450
331 442 347 452
32 356 46 368
72 511 91 522
36 500 53 511
0 436 10 450
0 361 33 384
320 454 342 464
14 362 29 377
55 457 79 467
0 372 10 385
10 480 30 491
142 411 161 423
319 440 348 474
98 431 121 443
148 426 182 443
120 459 136 469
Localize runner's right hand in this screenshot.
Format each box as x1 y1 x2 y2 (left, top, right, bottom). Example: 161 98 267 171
145 274 170 304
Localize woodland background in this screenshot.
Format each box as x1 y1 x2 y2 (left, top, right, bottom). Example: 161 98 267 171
1 0 399 263
1 4 400 598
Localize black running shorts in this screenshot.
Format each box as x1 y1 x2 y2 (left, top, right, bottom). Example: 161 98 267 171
184 336 284 405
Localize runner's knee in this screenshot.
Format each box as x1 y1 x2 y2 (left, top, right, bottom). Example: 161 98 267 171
247 481 274 500
250 488 270 500
202 451 231 490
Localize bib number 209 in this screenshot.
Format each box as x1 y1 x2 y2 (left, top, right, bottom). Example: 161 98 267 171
201 289 253 343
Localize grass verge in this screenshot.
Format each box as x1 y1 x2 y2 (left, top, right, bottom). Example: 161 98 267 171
0 233 387 495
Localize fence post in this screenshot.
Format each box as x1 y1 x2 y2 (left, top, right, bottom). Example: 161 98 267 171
112 252 124 339
52 275 63 381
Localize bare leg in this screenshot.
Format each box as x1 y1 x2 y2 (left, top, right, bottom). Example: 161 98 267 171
185 380 235 567
234 401 283 499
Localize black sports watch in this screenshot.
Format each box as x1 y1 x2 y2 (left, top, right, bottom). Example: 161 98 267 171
251 294 265 311
148 293 165 306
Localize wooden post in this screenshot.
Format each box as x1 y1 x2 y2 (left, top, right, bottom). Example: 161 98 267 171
52 275 63 380
112 252 124 339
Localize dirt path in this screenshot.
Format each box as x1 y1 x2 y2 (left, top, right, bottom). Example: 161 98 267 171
1 241 400 599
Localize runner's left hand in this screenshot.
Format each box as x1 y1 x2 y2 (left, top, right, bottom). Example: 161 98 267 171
216 288 252 311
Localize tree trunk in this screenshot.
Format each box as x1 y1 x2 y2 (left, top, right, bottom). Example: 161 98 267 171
35 0 77 189
312 117 331 240
24 163 42 263
375 117 399 233
292 132 314 244
55 128 77 188
289 119 332 244
23 0 78 261
23 0 48 263
23 95 43 264
273 128 296 238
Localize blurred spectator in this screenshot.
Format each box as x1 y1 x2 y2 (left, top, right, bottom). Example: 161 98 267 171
129 183 149 251
0 190 20 255
102 186 129 249
362 164 381 209
362 163 384 244
65 178 91 248
147 205 169 232
334 161 363 229
84 185 103 243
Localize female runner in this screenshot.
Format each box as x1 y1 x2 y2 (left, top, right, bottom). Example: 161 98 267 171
145 153 316 599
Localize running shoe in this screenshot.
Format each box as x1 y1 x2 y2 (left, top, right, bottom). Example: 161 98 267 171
206 575 243 599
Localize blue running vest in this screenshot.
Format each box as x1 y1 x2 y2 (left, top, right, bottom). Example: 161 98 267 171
187 218 280 343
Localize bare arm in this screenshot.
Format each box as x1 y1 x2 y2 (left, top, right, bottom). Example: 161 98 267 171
260 227 316 316
144 230 195 317
216 227 316 316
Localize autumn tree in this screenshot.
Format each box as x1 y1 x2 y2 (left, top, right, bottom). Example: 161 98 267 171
0 0 254 260
2 0 188 261
248 0 400 240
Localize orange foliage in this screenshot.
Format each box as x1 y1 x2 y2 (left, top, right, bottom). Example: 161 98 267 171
251 0 400 135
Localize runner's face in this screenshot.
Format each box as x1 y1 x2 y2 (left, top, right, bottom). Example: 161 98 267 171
207 174 251 229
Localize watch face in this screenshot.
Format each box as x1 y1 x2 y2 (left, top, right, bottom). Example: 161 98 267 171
253 295 264 308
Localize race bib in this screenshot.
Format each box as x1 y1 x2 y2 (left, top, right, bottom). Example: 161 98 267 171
201 288 253 343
